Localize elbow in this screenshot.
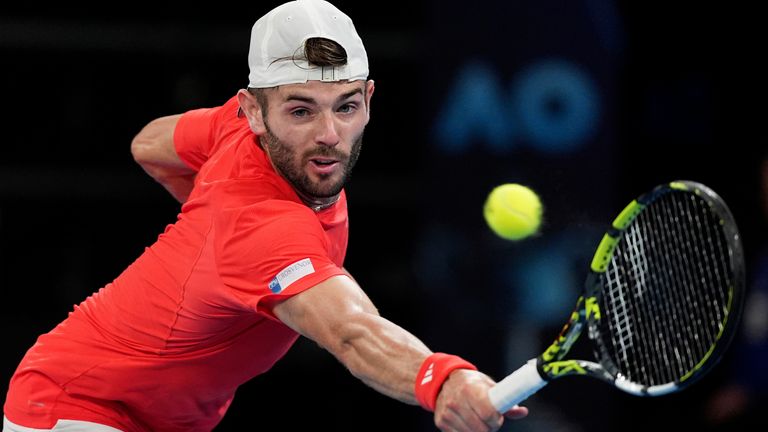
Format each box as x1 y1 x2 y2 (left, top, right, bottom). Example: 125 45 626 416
129 115 188 179
130 134 150 166
130 121 160 166
130 115 181 166
130 126 171 183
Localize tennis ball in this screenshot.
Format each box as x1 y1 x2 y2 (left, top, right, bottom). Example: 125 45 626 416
483 183 543 241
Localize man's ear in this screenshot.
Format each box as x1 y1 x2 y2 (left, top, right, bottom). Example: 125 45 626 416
237 89 266 135
364 80 375 123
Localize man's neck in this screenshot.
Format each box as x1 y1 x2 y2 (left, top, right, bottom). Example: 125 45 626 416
295 189 340 212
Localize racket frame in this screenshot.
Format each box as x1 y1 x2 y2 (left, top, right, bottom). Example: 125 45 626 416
489 180 745 412
585 181 745 396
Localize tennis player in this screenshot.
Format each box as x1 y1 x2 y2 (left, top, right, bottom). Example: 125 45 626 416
3 1 528 431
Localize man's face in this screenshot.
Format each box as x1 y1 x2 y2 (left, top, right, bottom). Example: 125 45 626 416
258 80 373 200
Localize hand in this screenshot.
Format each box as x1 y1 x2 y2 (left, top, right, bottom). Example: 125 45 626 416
433 369 528 432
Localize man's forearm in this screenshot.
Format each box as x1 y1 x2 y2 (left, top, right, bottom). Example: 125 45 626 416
330 312 431 404
272 276 526 430
272 276 430 404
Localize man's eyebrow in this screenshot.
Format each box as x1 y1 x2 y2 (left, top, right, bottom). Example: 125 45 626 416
284 94 316 104
338 88 364 101
283 88 364 105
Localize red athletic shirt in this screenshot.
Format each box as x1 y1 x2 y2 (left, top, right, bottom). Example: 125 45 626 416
4 96 349 432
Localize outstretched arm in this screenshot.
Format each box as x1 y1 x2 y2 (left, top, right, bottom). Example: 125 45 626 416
272 275 528 431
131 114 196 203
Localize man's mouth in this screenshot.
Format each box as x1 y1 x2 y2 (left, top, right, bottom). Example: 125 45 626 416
311 158 338 166
309 158 340 174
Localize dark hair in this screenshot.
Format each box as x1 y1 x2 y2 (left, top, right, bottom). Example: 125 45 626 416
302 37 348 67
250 37 349 115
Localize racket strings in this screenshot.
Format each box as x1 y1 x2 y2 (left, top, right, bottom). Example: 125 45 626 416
599 191 733 387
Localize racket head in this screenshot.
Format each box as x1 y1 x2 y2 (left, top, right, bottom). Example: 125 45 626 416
585 180 745 396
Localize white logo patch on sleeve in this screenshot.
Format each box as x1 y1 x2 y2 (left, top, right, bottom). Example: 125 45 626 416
268 258 315 293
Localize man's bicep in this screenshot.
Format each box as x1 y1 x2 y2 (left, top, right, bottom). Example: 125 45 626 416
273 274 377 348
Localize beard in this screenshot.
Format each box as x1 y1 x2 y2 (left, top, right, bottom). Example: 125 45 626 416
260 123 364 199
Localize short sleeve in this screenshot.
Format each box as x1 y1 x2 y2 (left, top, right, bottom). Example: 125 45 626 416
173 96 243 171
214 200 346 319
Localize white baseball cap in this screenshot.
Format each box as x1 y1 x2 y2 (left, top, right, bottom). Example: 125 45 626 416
247 0 369 88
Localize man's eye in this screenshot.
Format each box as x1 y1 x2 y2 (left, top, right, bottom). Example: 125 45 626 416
338 104 356 113
292 109 309 117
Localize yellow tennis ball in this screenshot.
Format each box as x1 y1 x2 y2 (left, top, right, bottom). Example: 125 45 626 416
483 183 543 241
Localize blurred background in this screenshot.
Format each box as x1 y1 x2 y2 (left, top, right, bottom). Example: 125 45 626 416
1 1 764 431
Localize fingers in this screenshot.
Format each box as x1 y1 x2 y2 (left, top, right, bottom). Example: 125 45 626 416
438 406 529 432
435 412 499 432
435 405 493 432
504 405 529 420
434 370 523 432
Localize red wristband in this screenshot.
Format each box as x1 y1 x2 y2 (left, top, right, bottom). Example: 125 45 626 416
414 353 478 411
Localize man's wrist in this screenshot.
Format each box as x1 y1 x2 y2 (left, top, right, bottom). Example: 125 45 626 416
414 352 478 411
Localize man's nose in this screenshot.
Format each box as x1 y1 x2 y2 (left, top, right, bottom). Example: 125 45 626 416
315 112 340 147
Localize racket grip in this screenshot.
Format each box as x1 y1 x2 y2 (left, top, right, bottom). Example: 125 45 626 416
488 358 547 413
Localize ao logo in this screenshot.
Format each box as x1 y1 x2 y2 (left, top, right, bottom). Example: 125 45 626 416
433 59 600 155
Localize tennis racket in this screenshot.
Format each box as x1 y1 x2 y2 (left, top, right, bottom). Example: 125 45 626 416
488 180 745 413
